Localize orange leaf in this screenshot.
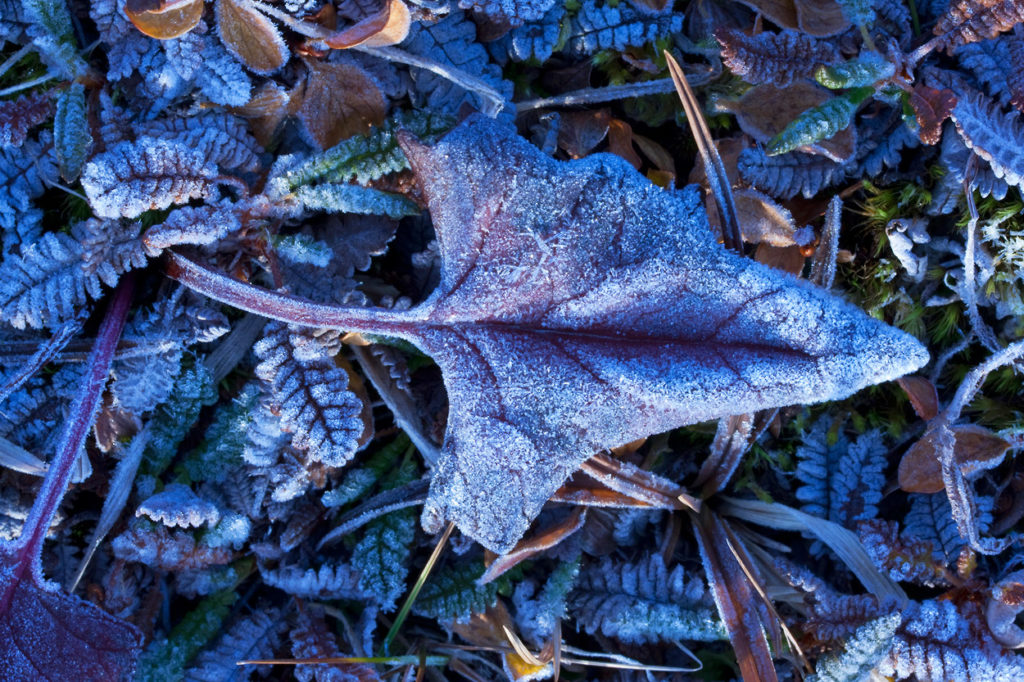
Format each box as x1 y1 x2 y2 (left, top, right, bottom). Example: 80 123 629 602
325 0 410 49
898 423 1011 493
909 84 957 145
125 0 204 40
216 0 290 74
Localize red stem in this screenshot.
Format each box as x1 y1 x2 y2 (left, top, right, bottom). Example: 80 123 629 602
1 277 134 611
165 251 427 338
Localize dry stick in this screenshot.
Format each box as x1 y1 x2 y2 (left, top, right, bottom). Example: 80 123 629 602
516 77 688 113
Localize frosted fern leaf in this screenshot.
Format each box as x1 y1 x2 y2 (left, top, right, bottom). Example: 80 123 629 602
134 112 263 172
957 36 1018 108
949 84 1024 189
412 561 502 623
933 0 1024 52
571 555 725 645
513 558 580 646
136 483 222 529
858 519 949 587
254 322 366 467
795 421 886 528
459 0 556 25
112 523 233 571
292 184 418 219
185 609 285 682
0 92 52 149
855 107 920 177
141 203 244 254
808 613 901 682
503 4 568 63
82 136 218 219
738 146 849 199
568 0 684 54
0 231 90 329
291 605 378 682
0 134 57 237
261 562 367 600
352 506 416 611
717 28 841 87
53 83 92 182
75 218 149 291
905 492 994 561
198 38 253 106
401 10 512 115
938 124 1010 201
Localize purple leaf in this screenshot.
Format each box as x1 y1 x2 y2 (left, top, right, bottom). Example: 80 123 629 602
0 280 143 679
167 115 928 553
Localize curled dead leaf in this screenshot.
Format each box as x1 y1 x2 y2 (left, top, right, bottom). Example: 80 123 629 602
898 423 1011 493
125 0 204 40
897 375 940 421
910 84 958 145
325 0 410 49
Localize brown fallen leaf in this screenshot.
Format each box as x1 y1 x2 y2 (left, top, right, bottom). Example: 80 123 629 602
732 82 857 163
479 508 587 584
168 115 928 552
216 0 290 74
731 0 850 36
325 0 410 49
293 58 387 149
125 0 204 39
897 375 941 421
898 423 1011 493
557 109 612 159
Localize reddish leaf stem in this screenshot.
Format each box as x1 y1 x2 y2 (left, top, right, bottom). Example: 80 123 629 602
166 251 425 338
1 277 133 614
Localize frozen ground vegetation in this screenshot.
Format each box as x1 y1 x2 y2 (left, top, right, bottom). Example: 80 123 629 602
1 0 1024 679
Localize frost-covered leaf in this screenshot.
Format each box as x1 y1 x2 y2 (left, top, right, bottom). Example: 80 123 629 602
738 145 848 199
567 0 684 54
513 558 579 646
185 608 285 682
795 421 887 528
905 492 994 561
125 0 204 39
500 4 567 63
82 136 218 219
0 134 57 243
413 560 502 623
112 522 233 571
254 322 368 467
290 604 380 682
571 555 724 644
137 483 222 528
134 112 263 172
261 562 367 600
816 52 896 89
807 613 900 682
53 83 92 182
0 231 95 329
169 115 928 553
21 0 89 77
459 0 555 26
949 84 1024 189
136 589 237 682
141 203 244 254
292 184 418 218
933 0 1024 52
401 10 512 115
352 460 417 611
717 27 841 87
197 37 253 106
216 0 288 74
0 92 52 149
956 35 1023 109
142 363 218 476
768 87 872 156
859 519 949 586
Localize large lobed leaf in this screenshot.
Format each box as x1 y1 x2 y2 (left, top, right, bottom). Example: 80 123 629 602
170 115 928 553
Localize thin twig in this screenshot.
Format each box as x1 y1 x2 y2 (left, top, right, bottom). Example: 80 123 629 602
515 77 687 113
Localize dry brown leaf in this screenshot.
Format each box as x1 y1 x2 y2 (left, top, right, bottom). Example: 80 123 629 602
479 508 587 584
125 0 204 40
731 0 850 36
897 375 940 421
294 59 387 149
898 424 1011 493
755 243 806 274
733 82 857 162
449 602 550 679
632 132 677 174
216 0 290 75
608 118 642 169
557 109 612 158
734 187 804 247
229 82 290 146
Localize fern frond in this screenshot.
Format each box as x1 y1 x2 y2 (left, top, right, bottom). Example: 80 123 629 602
291 604 380 682
567 0 683 54
0 134 57 241
53 83 91 182
253 322 367 468
858 519 950 586
112 522 234 571
737 146 848 199
352 458 418 611
141 203 245 254
957 36 1018 108
141 363 218 477
458 0 556 26
768 87 872 156
197 38 253 106
808 613 901 682
513 558 580 646
134 112 263 172
21 0 89 78
905 492 994 561
291 184 418 219
504 4 568 63
413 561 502 623
82 135 219 219
185 608 285 682
934 0 1024 52
950 85 1024 189
717 28 841 88
136 589 238 682
0 92 52 149
0 231 90 329
261 562 367 600
571 555 725 644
